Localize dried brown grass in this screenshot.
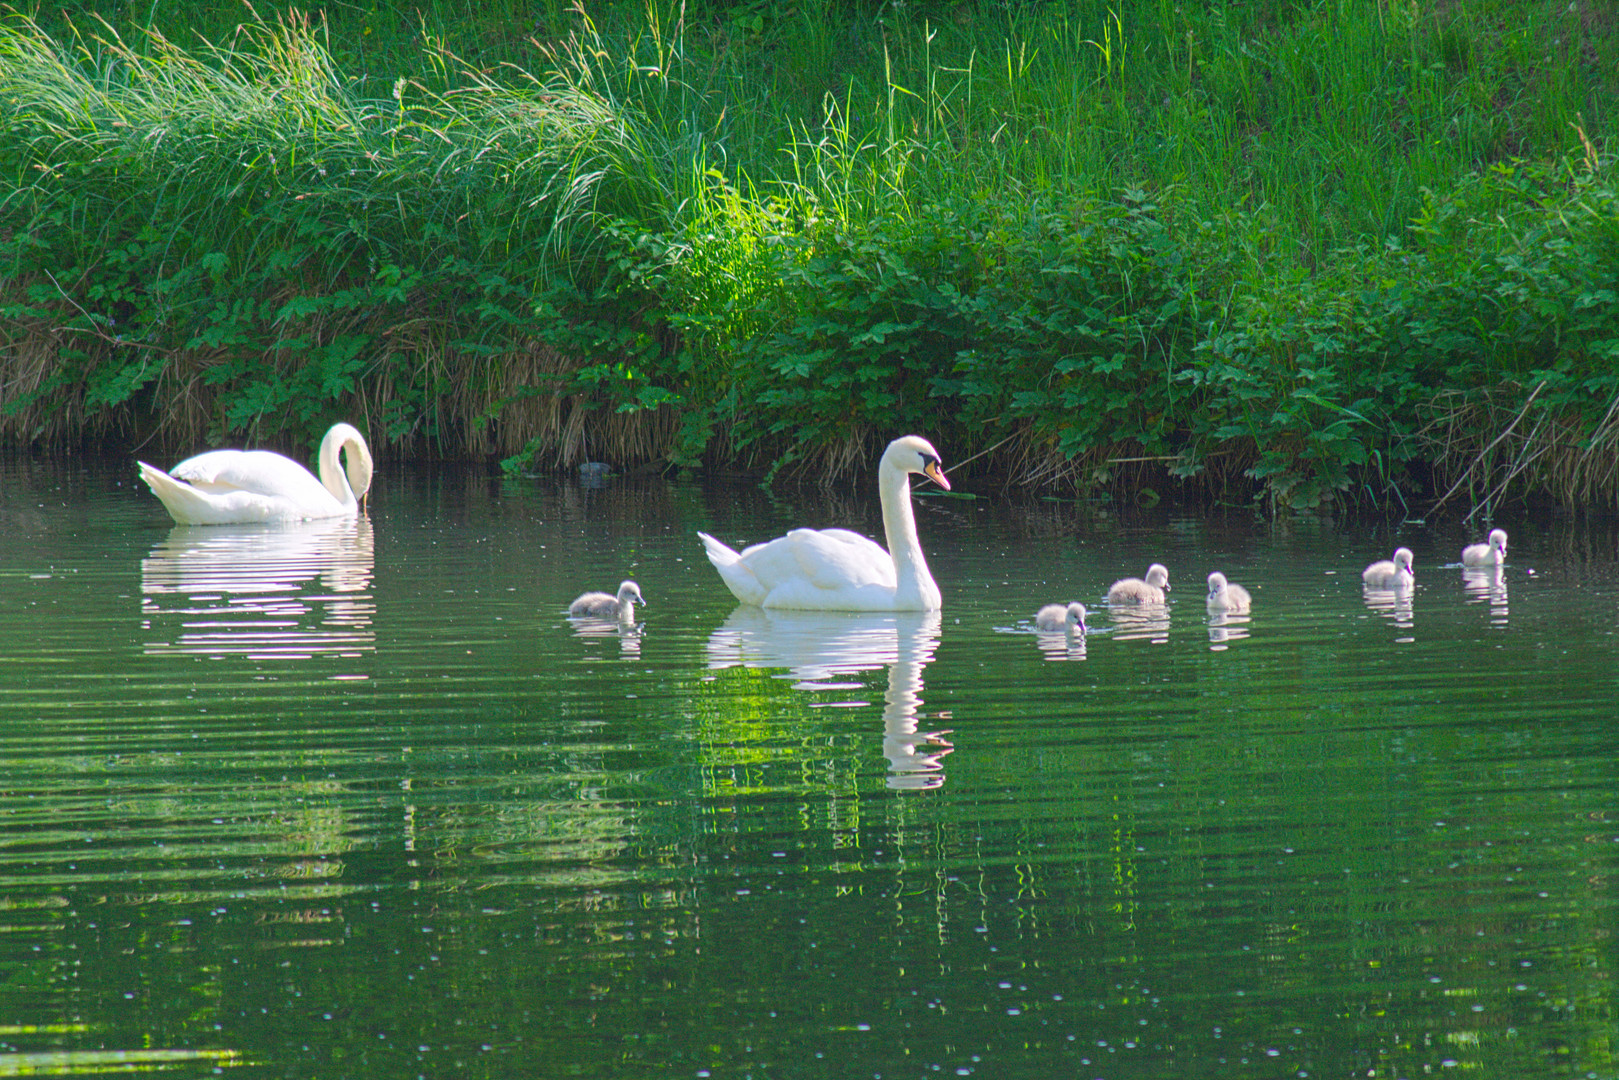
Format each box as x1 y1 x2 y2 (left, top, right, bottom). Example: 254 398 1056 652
458 338 678 469
1 283 685 470
0 294 140 447
1420 382 1619 518
982 426 1258 506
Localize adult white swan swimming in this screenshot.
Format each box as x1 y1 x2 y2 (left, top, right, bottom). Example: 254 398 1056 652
137 422 374 525
697 435 950 611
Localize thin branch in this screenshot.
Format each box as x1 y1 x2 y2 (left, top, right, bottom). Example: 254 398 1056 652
1429 380 1544 516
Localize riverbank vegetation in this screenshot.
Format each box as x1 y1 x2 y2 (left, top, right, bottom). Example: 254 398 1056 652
2 0 1616 514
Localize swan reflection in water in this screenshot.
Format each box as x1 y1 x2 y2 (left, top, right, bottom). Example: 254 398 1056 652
140 517 375 662
1362 581 1415 640
1206 611 1252 650
705 608 951 790
567 615 644 659
1462 565 1509 625
1034 626 1088 661
1109 603 1171 645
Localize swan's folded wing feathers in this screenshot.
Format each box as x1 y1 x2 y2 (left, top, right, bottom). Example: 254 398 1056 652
139 462 277 525
167 450 247 491
170 449 329 503
786 528 896 591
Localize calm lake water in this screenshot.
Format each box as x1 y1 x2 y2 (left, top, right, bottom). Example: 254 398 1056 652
2 452 1618 1080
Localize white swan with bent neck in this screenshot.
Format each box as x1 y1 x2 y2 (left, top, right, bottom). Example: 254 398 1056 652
138 422 373 525
697 435 950 611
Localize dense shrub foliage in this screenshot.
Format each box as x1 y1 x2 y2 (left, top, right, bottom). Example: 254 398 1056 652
2 1 1616 512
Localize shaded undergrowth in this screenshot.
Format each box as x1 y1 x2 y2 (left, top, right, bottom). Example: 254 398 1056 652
2 0 1616 515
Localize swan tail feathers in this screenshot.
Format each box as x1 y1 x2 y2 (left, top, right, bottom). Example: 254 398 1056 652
138 461 270 525
697 531 740 566
139 463 213 525
697 531 768 606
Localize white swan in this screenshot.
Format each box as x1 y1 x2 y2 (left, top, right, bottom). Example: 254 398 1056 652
1108 564 1169 604
1035 602 1088 633
1462 528 1508 567
697 435 950 611
1362 547 1415 589
1205 571 1252 614
569 580 644 621
138 423 373 525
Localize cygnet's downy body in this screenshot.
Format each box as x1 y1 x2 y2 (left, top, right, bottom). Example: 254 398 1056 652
1035 602 1088 633
570 580 645 621
1205 571 1252 614
1108 564 1169 604
1461 529 1508 567
1362 548 1415 590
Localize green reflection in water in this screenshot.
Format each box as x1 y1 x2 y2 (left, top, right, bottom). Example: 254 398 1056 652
0 457 1616 1079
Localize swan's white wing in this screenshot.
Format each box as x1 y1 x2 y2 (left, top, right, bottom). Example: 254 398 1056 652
138 462 284 525
781 528 896 591
170 449 334 506
142 449 347 525
727 529 896 609
701 527 897 609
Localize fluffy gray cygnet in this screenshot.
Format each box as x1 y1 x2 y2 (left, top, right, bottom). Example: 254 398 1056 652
1362 548 1415 589
1461 528 1508 567
1107 564 1169 604
569 580 645 621
1035 602 1088 633
1205 571 1252 614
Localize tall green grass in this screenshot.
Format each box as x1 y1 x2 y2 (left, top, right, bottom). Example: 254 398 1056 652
1 6 707 449
3 0 1617 513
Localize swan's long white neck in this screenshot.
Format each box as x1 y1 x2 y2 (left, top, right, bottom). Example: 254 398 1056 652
317 426 360 508
879 463 939 608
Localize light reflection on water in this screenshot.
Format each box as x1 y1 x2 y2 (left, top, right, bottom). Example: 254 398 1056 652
1205 610 1251 650
139 517 375 663
705 607 951 788
1 456 1617 1080
1109 600 1173 644
1034 624 1089 661
566 613 645 658
1362 581 1416 639
1462 564 1511 625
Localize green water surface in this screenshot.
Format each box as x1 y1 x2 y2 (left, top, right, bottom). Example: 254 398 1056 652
2 456 1617 1079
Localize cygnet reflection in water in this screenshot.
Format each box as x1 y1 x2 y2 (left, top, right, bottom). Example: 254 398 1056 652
705 607 952 789
1110 603 1171 644
1206 611 1252 650
1462 565 1510 625
567 615 644 658
1362 583 1416 637
139 517 375 661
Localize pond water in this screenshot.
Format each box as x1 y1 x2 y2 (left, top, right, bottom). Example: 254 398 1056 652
2 453 1618 1080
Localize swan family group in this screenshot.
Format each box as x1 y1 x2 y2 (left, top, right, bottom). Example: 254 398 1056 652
563 435 1508 635
136 427 1511 632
